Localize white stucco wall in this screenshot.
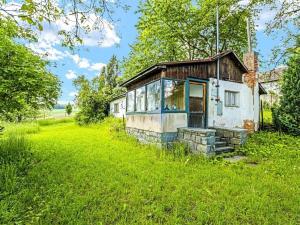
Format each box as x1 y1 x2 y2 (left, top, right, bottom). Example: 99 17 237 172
110 97 126 118
162 113 187 133
126 114 162 133
207 78 260 130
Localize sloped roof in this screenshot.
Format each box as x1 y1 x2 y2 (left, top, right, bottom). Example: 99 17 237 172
258 66 286 83
121 50 248 87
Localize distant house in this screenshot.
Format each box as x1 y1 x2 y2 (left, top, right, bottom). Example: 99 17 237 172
259 67 286 106
119 50 266 155
109 94 126 118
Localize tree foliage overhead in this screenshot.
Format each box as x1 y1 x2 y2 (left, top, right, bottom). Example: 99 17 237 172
0 0 127 47
123 0 257 78
0 19 61 121
73 55 125 125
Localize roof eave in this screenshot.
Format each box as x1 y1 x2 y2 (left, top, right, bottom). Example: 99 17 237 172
121 65 166 87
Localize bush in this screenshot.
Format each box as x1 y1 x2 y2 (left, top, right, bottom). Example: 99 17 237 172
272 106 300 136
271 43 300 135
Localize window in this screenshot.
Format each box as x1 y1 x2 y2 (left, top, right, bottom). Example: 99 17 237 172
113 103 119 113
164 79 185 111
147 80 161 111
135 86 146 112
225 91 239 107
127 91 135 112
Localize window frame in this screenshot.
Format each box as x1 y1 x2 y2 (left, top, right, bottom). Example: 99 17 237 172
146 79 161 113
126 90 136 113
224 90 240 107
162 78 186 113
113 103 119 113
126 79 162 115
135 86 146 112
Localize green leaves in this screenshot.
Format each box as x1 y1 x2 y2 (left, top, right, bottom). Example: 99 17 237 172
0 20 61 122
123 0 254 78
74 55 125 125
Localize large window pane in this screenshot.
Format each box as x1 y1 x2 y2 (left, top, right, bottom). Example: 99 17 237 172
127 91 135 112
164 80 185 111
147 80 161 111
136 86 146 112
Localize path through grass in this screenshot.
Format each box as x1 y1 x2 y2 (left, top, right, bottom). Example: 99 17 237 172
1 119 300 224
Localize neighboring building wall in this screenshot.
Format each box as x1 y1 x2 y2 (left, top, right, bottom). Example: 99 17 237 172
207 78 260 131
260 81 280 105
110 97 126 118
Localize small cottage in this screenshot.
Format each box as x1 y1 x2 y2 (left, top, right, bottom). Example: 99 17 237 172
120 50 265 155
109 94 126 118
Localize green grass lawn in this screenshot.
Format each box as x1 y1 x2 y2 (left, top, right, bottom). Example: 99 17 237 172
1 119 300 224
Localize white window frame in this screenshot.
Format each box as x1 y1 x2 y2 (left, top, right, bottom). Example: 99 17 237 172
225 91 239 107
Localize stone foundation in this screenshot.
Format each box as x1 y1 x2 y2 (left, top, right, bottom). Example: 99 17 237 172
177 128 216 155
213 127 247 149
126 127 177 146
126 126 248 155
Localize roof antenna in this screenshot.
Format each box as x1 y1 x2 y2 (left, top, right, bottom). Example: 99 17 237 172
216 4 220 102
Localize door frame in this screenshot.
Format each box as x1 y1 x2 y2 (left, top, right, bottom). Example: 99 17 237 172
186 78 209 128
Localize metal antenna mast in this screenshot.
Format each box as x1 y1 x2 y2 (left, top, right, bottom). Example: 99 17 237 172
216 4 220 102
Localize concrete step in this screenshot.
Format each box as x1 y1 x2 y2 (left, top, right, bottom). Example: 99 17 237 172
215 136 221 142
215 146 234 155
215 141 227 148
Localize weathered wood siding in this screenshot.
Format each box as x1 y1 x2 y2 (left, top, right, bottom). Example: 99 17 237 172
126 55 244 90
164 55 244 82
219 56 244 82
165 62 215 80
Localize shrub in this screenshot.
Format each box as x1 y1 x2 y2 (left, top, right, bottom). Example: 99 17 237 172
272 106 300 136
272 43 300 135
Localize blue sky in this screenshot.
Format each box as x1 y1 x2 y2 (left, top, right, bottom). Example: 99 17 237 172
21 1 287 105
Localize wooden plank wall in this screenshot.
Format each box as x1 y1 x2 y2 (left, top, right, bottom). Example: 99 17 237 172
126 55 244 90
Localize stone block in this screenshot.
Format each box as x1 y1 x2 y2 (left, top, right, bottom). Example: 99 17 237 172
177 132 184 140
191 134 196 141
195 136 202 143
184 133 191 140
197 144 212 153
224 131 234 138
230 138 242 145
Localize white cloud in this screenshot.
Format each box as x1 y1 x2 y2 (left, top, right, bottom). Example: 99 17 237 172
89 63 106 72
66 70 77 79
78 57 90 69
68 91 77 97
255 9 276 31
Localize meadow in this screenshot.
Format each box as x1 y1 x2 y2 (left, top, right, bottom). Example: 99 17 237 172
0 118 299 224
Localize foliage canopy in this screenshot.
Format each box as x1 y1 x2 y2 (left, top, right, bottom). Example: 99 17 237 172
0 19 61 122
272 38 300 135
74 55 125 125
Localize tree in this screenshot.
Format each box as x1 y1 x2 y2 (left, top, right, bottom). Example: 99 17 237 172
0 0 127 47
272 38 300 135
65 103 73 116
123 0 257 78
0 19 61 122
73 55 125 124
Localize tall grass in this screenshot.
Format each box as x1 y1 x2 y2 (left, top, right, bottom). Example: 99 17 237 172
0 133 33 192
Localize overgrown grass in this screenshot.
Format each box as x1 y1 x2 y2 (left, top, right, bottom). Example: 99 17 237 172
0 119 299 224
263 109 273 125
37 117 74 126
